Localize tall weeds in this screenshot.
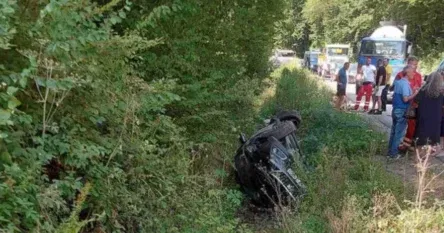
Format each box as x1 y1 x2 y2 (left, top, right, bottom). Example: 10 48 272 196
265 67 406 233
272 67 444 233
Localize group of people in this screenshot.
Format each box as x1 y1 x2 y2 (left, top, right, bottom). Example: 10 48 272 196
335 57 393 113
335 56 444 159
389 61 444 159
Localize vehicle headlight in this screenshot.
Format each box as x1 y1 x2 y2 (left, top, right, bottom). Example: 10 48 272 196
271 146 287 160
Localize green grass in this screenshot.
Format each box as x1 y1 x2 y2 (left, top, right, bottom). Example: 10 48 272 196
256 67 408 232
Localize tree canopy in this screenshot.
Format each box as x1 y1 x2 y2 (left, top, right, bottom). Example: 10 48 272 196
276 0 444 65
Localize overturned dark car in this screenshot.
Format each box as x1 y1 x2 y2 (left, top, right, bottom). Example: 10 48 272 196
234 110 306 207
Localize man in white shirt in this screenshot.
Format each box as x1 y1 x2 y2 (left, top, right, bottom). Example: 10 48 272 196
354 57 376 111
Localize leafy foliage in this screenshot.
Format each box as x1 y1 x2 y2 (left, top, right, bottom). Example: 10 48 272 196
277 0 444 64
0 0 284 232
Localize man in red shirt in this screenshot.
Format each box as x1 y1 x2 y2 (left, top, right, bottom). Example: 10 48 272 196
396 56 422 152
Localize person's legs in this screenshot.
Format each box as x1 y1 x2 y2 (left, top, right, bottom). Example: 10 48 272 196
336 87 345 110
440 117 444 150
389 108 408 157
381 85 388 111
395 110 408 156
335 95 342 109
388 109 397 155
374 86 384 112
363 84 373 111
399 137 413 152
354 85 365 110
370 90 376 111
406 119 416 139
338 95 345 110
406 119 416 151
399 118 417 152
377 96 382 110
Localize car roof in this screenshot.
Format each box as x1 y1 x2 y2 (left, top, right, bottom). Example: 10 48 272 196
326 44 350 48
361 37 408 42
277 49 295 53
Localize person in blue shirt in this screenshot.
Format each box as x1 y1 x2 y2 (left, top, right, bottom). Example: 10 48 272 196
335 62 350 110
388 66 419 159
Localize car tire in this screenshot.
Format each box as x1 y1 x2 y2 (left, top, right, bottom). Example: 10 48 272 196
255 121 296 141
270 110 302 128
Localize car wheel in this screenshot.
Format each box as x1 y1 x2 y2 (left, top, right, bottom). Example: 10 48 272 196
270 110 302 128
255 121 296 141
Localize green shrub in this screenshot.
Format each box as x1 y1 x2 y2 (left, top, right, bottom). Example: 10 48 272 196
0 0 285 232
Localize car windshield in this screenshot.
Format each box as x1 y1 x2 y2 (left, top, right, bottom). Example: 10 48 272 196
360 40 405 57
327 47 348 56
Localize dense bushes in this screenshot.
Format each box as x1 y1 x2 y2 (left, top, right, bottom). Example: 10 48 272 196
0 0 285 232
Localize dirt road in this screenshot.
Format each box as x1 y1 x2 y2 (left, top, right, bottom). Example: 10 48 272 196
323 79 392 134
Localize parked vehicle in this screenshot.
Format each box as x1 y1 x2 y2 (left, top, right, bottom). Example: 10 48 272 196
303 50 321 73
270 49 297 68
358 21 411 67
322 44 350 78
234 110 306 207
359 21 413 104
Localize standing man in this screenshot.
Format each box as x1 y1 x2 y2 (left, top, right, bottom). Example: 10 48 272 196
395 56 422 152
370 59 387 114
381 58 392 111
388 66 419 159
336 62 350 110
354 57 376 111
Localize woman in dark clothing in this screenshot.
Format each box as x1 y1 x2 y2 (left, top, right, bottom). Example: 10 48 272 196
414 72 444 150
440 69 444 149
441 110 444 149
